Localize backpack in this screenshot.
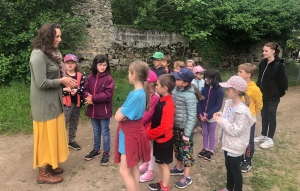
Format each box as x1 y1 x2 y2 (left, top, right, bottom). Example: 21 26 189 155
274 60 288 90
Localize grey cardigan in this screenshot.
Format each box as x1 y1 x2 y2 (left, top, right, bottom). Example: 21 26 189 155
30 49 63 122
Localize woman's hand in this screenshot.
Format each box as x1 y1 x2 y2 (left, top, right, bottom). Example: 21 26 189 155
60 77 77 88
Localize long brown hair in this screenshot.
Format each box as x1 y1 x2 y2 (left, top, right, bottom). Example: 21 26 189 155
190 83 205 101
128 60 151 111
264 42 280 57
31 23 61 56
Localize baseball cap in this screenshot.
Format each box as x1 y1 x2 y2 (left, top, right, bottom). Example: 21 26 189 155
171 68 194 83
219 76 248 92
193 66 205 74
64 54 78 63
147 70 157 83
151 52 164 59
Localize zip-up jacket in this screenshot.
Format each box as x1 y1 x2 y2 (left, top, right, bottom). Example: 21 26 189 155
198 85 224 120
83 73 115 119
256 58 287 100
172 85 197 138
146 94 174 143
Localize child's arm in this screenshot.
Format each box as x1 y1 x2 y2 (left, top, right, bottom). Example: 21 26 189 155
216 113 250 137
92 78 115 103
183 94 197 139
207 87 224 119
146 102 174 140
115 108 127 122
77 72 86 95
82 75 91 98
143 95 159 127
252 87 263 116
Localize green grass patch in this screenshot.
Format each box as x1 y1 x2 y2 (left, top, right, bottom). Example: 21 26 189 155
1 62 299 134
0 82 31 134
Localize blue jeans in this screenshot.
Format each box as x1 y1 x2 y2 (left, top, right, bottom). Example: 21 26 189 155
245 123 255 164
91 118 110 152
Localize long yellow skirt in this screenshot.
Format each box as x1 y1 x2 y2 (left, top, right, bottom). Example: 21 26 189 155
33 113 69 169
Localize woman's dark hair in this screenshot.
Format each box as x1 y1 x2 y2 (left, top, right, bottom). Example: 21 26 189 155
264 42 280 57
204 69 222 88
31 23 61 55
91 54 111 75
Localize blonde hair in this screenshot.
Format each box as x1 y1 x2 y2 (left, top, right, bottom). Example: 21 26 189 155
238 63 257 77
173 61 185 68
186 59 195 67
239 91 250 106
128 60 150 111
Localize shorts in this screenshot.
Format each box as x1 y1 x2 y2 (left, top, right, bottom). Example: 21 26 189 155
153 138 173 164
173 129 194 167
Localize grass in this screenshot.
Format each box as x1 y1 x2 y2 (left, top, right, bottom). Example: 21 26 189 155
1 61 299 134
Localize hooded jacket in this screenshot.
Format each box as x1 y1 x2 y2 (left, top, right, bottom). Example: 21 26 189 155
83 72 115 119
218 99 256 155
256 57 287 100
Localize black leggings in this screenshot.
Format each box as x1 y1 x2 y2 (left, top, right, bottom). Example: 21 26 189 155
224 151 243 191
261 100 280 139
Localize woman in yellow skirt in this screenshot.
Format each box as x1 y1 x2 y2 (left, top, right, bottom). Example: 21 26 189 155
30 23 77 184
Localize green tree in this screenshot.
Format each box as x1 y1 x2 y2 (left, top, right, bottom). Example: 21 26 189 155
112 0 300 66
0 0 88 85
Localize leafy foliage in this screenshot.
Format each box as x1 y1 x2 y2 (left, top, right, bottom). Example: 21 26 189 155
112 0 300 66
0 0 88 85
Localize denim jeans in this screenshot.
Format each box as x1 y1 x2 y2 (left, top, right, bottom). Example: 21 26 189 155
91 118 110 152
261 100 280 139
224 151 243 191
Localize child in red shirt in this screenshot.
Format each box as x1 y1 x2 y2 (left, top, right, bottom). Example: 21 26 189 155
147 74 176 191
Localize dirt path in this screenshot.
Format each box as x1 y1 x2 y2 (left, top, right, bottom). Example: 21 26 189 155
0 86 299 191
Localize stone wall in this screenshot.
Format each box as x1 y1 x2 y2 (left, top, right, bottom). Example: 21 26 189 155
75 0 282 72
75 0 199 73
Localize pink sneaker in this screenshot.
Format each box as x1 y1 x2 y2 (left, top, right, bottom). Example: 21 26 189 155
139 170 154 182
139 162 149 173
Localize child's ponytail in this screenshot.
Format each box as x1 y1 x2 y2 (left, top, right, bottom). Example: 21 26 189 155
240 92 250 106
129 60 151 111
190 83 205 100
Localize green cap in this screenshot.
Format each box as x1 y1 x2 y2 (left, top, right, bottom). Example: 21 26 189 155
151 52 164 59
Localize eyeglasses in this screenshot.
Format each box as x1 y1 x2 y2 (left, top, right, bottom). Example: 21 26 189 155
196 72 203 75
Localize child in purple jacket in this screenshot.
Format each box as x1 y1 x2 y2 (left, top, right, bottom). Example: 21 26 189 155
83 54 115 165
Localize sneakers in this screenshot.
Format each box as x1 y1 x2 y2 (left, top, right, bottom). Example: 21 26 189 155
204 151 213 161
260 137 274 149
175 176 192 189
140 170 154 182
254 135 268 143
197 149 207 158
241 161 252 173
100 152 110 165
68 141 81 150
148 182 161 191
219 188 228 191
84 149 101 161
170 166 184 176
139 162 149 173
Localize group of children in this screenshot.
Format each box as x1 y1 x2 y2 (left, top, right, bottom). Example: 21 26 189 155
61 51 263 191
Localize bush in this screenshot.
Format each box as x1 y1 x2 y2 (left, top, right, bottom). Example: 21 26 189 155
0 0 88 85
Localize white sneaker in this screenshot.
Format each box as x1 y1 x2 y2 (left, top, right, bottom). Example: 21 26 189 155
254 135 268 143
260 137 274 149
